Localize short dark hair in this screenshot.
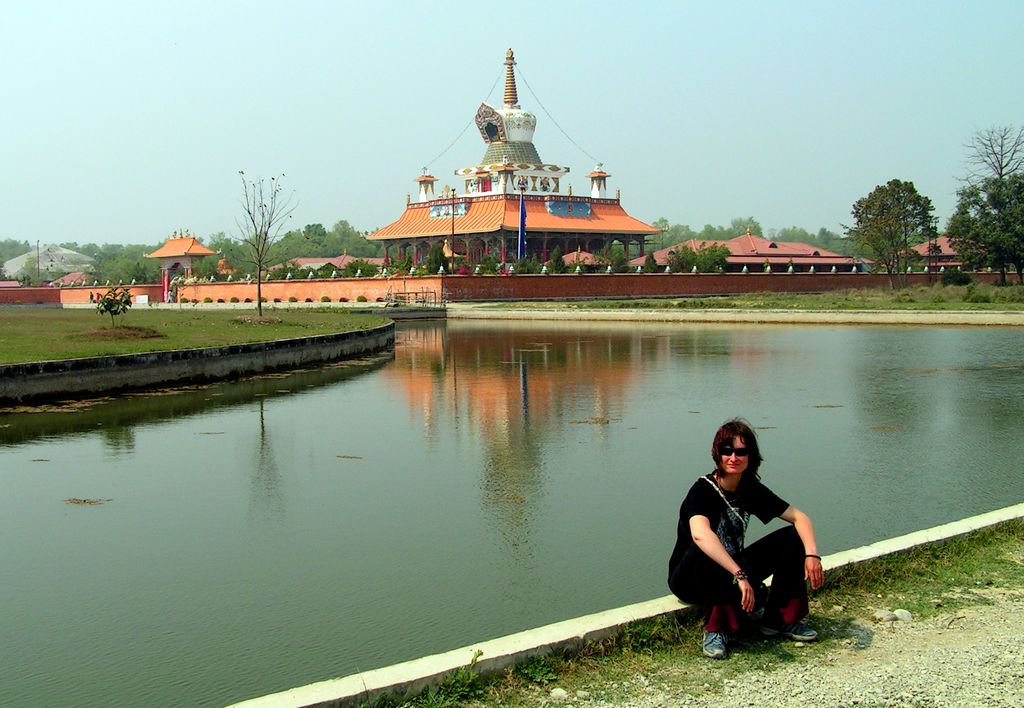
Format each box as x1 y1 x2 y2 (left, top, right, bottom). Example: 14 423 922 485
711 418 764 490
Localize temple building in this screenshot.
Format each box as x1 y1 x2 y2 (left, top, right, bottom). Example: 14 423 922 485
369 49 658 265
633 230 860 273
146 230 215 302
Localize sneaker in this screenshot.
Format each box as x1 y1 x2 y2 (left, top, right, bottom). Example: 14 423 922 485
702 631 728 659
759 621 818 642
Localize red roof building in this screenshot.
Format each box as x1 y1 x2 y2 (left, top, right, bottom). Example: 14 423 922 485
368 49 658 266
283 254 385 271
49 271 93 287
631 231 860 272
145 230 216 302
910 236 961 270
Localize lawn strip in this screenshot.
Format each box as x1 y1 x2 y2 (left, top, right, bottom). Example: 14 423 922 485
0 309 388 365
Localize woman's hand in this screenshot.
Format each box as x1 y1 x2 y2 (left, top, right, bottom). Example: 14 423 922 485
805 556 824 590
737 577 755 612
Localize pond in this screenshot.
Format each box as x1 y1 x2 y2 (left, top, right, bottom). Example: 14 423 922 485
2 320 1023 706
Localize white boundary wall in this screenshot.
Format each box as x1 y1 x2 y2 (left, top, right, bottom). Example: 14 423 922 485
231 502 1024 708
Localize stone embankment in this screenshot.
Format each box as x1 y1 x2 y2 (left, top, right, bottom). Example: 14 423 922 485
446 303 1024 326
0 322 394 403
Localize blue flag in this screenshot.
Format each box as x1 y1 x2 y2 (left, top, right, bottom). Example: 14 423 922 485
517 191 527 260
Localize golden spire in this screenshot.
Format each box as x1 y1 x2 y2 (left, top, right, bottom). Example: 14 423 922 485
503 48 518 107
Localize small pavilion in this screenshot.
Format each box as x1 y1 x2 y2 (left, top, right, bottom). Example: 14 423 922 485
369 49 658 266
146 230 215 302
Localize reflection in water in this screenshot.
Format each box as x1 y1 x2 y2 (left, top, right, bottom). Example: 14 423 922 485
390 322 662 558
0 352 394 447
101 425 136 455
250 399 284 522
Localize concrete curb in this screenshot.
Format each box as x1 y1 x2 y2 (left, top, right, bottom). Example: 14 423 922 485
445 304 1024 326
230 503 1024 707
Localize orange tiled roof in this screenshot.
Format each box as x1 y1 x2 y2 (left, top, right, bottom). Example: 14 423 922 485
369 195 658 241
49 271 92 286
146 237 216 259
630 234 855 267
910 236 957 257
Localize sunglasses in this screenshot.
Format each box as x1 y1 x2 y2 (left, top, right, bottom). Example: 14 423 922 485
719 446 749 457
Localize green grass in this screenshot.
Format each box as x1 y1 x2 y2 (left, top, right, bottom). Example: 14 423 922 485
0 308 389 365
379 520 1024 707
484 283 1024 312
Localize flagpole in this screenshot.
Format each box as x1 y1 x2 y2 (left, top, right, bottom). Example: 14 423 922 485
518 186 526 261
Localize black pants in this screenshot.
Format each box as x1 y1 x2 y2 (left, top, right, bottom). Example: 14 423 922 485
669 525 808 632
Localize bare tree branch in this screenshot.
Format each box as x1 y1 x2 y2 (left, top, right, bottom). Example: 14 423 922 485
963 125 1024 183
235 171 297 316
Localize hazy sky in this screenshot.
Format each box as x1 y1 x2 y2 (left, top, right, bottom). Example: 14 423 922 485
5 1 1023 246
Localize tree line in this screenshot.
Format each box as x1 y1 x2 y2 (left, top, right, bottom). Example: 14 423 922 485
7 126 1022 289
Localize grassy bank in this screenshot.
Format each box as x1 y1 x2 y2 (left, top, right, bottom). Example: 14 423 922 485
486 283 1024 312
0 309 389 365
385 519 1024 707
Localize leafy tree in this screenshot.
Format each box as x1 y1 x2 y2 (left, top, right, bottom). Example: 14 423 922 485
948 174 1024 284
95 286 132 327
666 243 730 273
341 259 376 277
425 242 449 274
729 217 763 236
0 239 30 265
642 252 658 273
963 125 1024 183
846 179 937 288
775 226 852 255
236 172 297 316
512 256 541 274
547 246 567 274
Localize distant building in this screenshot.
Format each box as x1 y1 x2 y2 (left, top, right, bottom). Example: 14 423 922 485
632 231 861 272
3 244 94 278
368 49 658 265
146 232 216 302
910 236 961 270
49 271 94 287
281 254 385 271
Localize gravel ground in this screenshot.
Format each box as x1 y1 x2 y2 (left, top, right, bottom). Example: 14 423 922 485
572 591 1024 707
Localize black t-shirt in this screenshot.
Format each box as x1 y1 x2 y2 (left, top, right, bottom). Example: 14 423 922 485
668 472 789 577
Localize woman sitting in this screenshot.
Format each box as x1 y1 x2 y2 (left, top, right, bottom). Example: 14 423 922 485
668 419 825 659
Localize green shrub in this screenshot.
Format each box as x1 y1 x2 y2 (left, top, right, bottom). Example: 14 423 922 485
260 297 267 303
304 298 313 303
516 657 557 684
320 295 331 303
288 296 298 303
203 297 213 303
216 298 225 303
244 298 252 303
356 295 367 302
992 285 1024 303
95 286 133 326
230 297 239 303
179 297 189 303
941 270 972 286
339 297 348 302
964 285 991 303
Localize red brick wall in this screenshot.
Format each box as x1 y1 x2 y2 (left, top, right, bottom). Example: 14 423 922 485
0 288 62 305
441 272 1003 301
57 285 164 305
177 277 442 304
158 271 1004 305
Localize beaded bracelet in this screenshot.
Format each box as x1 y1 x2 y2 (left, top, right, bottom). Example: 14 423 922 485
732 569 748 584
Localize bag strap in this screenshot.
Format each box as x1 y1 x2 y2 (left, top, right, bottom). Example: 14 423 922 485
701 475 747 534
